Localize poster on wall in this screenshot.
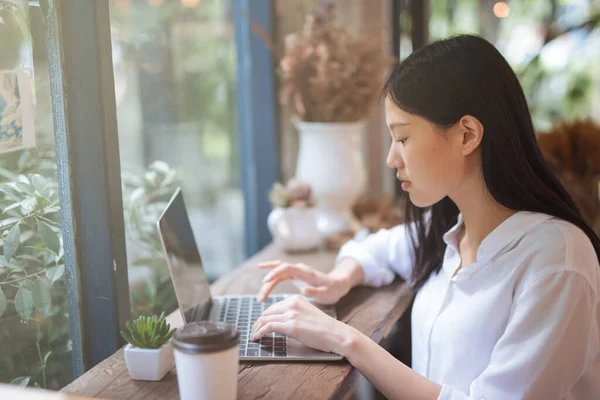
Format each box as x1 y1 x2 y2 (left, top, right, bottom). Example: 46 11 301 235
0 68 35 155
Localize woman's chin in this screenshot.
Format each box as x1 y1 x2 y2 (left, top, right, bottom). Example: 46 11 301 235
407 191 439 208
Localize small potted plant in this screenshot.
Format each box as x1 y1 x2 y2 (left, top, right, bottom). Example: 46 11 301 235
267 179 322 252
121 312 176 381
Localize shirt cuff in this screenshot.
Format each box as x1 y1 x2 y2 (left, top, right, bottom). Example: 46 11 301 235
335 240 395 287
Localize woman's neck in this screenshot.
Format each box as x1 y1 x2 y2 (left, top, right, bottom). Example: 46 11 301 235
450 172 516 256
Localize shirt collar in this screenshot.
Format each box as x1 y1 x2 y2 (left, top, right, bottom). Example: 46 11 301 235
442 211 554 277
443 213 463 250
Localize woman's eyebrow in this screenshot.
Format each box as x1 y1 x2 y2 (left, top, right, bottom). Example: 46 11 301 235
388 122 411 130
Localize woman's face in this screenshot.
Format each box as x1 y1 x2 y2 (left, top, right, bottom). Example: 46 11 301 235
385 96 473 208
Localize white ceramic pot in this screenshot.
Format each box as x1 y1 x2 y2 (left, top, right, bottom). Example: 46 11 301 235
267 207 322 252
123 343 174 381
295 120 367 236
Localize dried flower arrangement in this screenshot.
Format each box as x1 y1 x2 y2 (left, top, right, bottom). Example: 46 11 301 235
537 119 600 235
325 195 404 251
256 2 393 123
268 179 316 208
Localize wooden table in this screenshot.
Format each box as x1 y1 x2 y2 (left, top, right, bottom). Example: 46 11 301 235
0 383 98 400
61 244 413 399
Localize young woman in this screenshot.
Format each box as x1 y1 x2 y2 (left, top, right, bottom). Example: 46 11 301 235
251 34 600 400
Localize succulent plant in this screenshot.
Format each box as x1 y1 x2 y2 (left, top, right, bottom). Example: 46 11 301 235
268 182 290 208
120 312 176 349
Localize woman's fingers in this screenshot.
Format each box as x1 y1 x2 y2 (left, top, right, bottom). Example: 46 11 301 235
301 286 342 305
252 298 305 339
256 263 325 302
257 260 282 269
260 296 300 316
256 262 292 301
256 261 333 303
251 321 290 340
256 279 280 302
249 296 344 355
263 263 322 285
300 286 328 299
251 313 288 336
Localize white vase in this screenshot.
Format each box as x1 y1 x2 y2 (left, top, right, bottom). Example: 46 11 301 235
124 343 174 381
294 120 367 236
267 207 323 252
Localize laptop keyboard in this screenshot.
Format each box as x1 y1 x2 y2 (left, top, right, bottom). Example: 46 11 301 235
218 296 287 358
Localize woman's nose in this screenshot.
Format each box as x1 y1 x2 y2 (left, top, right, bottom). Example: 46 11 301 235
386 146 404 169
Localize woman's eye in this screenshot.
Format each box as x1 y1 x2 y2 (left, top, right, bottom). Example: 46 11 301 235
395 138 407 144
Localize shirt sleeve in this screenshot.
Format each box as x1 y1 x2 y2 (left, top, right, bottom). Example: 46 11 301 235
335 224 415 287
437 270 599 400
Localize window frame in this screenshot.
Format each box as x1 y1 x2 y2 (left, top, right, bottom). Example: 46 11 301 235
233 0 280 257
46 0 131 374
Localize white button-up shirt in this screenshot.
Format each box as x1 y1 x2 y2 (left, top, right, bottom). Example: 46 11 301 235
337 211 600 399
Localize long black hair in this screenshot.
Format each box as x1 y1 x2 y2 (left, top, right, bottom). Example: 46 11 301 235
382 34 600 290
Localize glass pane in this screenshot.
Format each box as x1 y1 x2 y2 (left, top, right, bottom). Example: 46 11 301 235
109 0 243 319
399 2 413 61
430 0 600 130
0 2 73 389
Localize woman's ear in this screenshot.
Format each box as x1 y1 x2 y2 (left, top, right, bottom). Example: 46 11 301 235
459 115 484 155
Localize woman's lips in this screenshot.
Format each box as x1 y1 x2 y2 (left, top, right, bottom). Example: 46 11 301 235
396 172 411 190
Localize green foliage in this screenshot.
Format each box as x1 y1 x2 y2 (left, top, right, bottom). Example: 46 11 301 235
122 160 180 256
1 0 194 390
120 312 175 349
9 376 30 387
0 286 6 316
0 147 67 389
111 0 238 172
0 1 31 39
129 278 178 320
122 161 181 319
0 161 62 323
0 149 180 387
14 286 33 321
429 0 600 131
0 0 32 70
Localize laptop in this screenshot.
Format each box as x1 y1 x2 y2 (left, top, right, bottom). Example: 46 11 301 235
156 188 343 361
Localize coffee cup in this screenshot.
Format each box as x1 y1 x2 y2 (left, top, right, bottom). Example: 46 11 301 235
172 321 240 400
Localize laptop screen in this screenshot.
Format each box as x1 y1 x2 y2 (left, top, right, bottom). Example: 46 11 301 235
157 188 212 323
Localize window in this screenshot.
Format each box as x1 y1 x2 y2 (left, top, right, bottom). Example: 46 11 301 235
1 0 276 385
108 0 244 319
0 1 73 389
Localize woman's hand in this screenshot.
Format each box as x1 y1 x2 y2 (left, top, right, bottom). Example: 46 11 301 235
256 260 354 305
252 296 442 400
251 295 355 355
